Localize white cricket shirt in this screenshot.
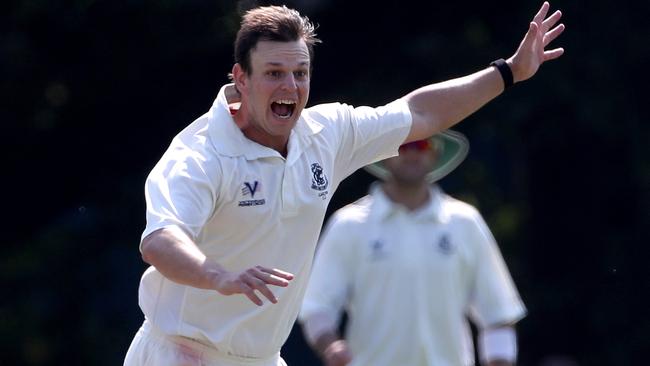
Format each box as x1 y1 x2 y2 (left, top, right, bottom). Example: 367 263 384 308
138 84 411 359
300 185 527 366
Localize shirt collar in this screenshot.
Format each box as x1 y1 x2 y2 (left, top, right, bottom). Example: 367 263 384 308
207 83 323 163
368 182 448 223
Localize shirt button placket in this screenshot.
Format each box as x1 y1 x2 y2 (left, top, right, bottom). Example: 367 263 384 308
281 164 298 217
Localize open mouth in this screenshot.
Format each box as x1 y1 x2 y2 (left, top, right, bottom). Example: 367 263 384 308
271 99 296 119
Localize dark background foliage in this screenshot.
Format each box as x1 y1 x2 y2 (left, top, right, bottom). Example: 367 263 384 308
2 0 648 365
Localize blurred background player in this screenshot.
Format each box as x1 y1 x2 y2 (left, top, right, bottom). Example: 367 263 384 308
300 132 527 366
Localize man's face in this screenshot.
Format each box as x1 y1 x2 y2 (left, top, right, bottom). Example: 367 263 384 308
233 40 311 147
384 141 439 184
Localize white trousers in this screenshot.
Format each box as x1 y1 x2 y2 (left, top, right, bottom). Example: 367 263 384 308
124 321 288 366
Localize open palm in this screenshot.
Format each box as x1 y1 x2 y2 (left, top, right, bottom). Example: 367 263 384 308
509 2 565 83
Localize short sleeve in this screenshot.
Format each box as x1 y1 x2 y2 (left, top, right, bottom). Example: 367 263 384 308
306 99 412 180
140 151 218 249
465 210 527 328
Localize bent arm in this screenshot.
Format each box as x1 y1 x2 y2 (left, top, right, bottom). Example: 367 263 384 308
141 226 223 290
141 227 294 306
302 311 352 366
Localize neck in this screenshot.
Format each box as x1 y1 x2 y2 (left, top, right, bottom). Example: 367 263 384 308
381 181 431 211
232 108 289 157
241 124 289 157
227 86 290 157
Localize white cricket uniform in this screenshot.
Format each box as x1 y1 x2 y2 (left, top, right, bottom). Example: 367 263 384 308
300 185 527 366
128 83 411 364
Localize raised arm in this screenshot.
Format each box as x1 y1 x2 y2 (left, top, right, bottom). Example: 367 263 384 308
141 227 294 306
404 1 565 142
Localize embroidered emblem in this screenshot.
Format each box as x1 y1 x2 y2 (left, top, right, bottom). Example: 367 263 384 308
369 240 389 260
242 181 259 197
436 234 454 255
238 181 266 207
310 163 329 191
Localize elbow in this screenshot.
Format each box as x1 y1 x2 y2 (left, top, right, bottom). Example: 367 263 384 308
141 249 153 266
140 233 160 265
405 106 444 141
139 227 193 267
139 227 185 265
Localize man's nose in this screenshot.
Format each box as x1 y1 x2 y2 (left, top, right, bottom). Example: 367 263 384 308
281 74 297 90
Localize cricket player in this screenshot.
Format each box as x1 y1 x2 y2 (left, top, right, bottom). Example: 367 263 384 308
124 3 563 366
300 133 526 366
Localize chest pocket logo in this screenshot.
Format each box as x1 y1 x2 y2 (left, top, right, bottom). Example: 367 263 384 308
369 240 390 261
243 181 259 197
310 163 329 191
238 180 266 207
436 233 455 255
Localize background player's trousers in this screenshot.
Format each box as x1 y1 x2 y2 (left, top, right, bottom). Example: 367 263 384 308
124 320 288 366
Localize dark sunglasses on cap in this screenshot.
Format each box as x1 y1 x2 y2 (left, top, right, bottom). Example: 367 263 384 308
399 140 432 152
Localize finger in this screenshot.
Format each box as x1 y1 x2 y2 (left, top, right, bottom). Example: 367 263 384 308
247 267 287 288
252 267 292 286
543 23 565 47
265 274 291 287
239 283 264 306
245 276 279 304
541 10 562 32
533 1 550 25
257 266 295 280
521 22 540 49
543 47 565 61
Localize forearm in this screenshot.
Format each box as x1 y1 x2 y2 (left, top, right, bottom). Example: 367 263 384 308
141 227 224 289
302 311 340 351
313 330 343 356
404 65 505 140
486 360 513 366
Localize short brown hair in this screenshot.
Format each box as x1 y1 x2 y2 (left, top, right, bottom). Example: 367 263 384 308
234 5 320 75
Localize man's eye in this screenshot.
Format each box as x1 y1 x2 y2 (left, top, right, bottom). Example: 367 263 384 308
267 71 282 78
294 71 308 79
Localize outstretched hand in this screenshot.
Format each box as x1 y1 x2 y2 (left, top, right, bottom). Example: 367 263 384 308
508 1 565 83
212 266 294 306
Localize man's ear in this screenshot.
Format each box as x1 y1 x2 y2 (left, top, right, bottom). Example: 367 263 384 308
232 63 247 93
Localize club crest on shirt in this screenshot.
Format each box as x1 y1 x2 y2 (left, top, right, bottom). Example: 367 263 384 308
238 180 266 207
436 233 455 255
310 163 329 191
369 239 389 260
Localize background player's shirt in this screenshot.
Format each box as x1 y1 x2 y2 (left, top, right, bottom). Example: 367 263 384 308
300 185 527 366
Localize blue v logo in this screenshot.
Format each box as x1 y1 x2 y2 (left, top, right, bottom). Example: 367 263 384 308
243 181 259 197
